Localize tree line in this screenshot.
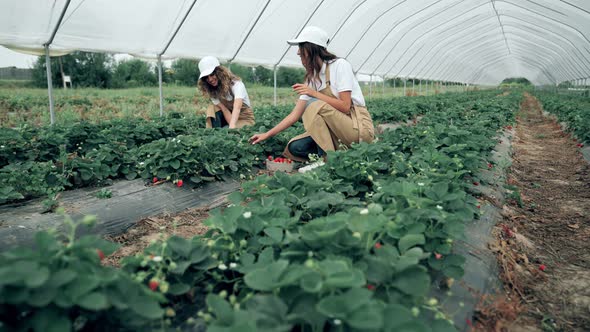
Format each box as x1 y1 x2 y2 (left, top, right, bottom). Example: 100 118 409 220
31 51 306 89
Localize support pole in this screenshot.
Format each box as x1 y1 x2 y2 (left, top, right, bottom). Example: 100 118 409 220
43 0 71 126
382 76 385 96
45 46 55 125
158 55 164 117
369 75 373 99
273 65 278 106
419 79 422 95
393 77 396 97
412 79 415 95
403 78 407 96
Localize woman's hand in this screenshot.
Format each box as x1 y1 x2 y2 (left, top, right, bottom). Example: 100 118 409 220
249 132 270 144
292 83 317 98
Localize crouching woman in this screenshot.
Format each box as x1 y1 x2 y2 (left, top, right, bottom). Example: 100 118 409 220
249 26 374 161
198 56 255 129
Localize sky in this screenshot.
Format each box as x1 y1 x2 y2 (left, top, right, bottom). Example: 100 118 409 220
0 46 38 68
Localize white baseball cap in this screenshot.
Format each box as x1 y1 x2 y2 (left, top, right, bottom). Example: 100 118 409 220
287 26 329 48
198 56 220 79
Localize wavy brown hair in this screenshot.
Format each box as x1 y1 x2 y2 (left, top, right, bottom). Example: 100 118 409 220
198 65 241 100
299 42 338 89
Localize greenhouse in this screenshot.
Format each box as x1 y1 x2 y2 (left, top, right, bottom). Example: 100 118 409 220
0 0 589 331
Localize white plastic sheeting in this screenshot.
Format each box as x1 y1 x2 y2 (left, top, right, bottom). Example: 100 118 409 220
1 0 589 85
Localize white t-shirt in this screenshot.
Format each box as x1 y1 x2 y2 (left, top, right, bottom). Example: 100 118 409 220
211 80 251 108
299 58 366 107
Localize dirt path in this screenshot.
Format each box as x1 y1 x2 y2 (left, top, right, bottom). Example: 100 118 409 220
489 93 590 331
103 207 210 267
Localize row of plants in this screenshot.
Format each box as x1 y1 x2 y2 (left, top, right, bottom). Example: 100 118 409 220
0 115 205 167
534 92 590 144
0 94 449 205
0 91 519 331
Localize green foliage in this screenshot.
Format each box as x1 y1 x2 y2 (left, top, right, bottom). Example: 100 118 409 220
29 50 308 89
0 90 523 330
536 93 590 143
500 77 532 86
252 65 273 85
171 58 199 86
0 215 165 331
31 52 114 88
96 188 112 199
276 67 305 87
111 59 157 88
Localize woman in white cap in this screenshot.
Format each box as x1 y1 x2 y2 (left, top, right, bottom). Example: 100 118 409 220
249 26 374 165
198 56 255 129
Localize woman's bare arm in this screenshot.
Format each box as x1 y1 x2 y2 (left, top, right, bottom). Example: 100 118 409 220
249 99 307 144
292 83 352 114
228 98 243 128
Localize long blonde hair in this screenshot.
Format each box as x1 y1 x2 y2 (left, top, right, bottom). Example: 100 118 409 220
198 65 241 100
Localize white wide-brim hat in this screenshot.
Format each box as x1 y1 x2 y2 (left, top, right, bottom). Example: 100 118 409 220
198 56 221 79
287 26 329 48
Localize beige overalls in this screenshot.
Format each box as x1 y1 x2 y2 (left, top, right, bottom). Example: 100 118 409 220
283 63 374 161
205 91 255 129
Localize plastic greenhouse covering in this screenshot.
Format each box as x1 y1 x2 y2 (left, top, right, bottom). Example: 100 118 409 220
1 0 589 86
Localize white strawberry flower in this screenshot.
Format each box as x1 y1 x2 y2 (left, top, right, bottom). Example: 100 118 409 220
360 208 369 215
243 211 252 219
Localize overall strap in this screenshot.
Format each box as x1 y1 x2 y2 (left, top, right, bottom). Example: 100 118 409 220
325 62 331 87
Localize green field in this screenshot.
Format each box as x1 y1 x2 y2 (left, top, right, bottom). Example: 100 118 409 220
1 83 472 127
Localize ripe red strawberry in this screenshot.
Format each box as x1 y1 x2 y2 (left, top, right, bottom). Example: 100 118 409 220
149 279 159 291
153 177 158 183
501 224 514 238
476 205 481 209
506 125 512 130
366 284 375 291
374 242 382 249
434 253 443 260
487 163 493 169
176 179 183 187
473 182 479 186
97 249 105 261
287 159 292 164
539 264 546 272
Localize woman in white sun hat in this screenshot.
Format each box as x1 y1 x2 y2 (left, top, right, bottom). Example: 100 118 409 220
198 56 255 129
249 26 374 163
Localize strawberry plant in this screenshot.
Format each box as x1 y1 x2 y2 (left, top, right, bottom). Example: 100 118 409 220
122 235 216 297
536 93 590 143
0 214 165 331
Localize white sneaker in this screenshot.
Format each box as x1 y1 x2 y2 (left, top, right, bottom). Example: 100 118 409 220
298 161 325 174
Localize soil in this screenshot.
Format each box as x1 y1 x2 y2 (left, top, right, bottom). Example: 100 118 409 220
103 207 210 267
481 93 590 331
